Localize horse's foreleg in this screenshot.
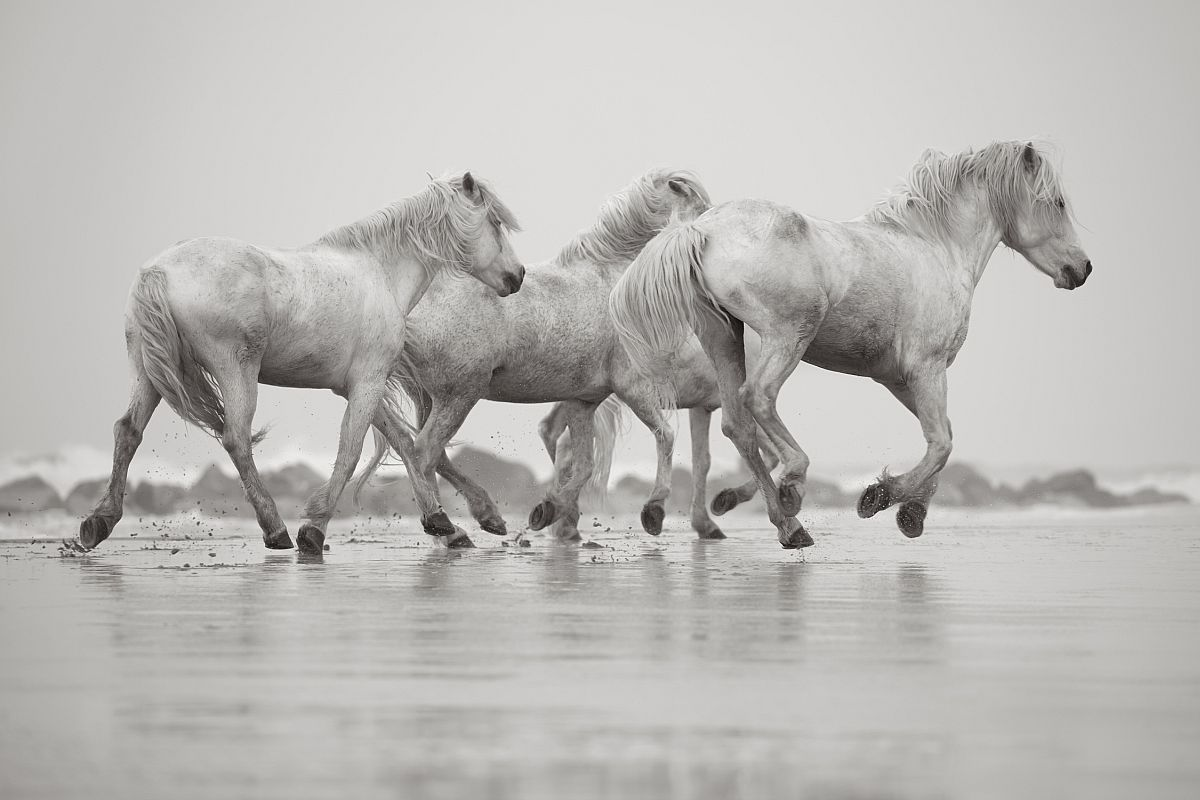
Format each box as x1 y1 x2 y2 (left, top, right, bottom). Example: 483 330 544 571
688 408 725 540
412 395 479 547
622 391 676 536
858 369 951 538
213 361 291 550
435 452 507 536
298 375 387 554
696 315 811 549
742 329 817 518
79 373 161 549
531 400 598 541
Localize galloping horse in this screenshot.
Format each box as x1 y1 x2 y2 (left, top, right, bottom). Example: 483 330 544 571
79 173 524 554
351 169 714 545
610 141 1093 548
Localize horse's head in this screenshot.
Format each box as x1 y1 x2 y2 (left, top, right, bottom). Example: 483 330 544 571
455 172 525 296
1001 143 1092 291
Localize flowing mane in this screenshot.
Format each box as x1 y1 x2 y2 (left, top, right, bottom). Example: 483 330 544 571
316 173 520 271
867 140 1068 238
554 169 711 266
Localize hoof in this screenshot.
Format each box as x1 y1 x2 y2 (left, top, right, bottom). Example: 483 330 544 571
711 488 740 516
695 523 726 540
857 482 892 519
896 501 927 538
479 516 508 536
445 529 476 549
528 499 556 531
778 484 803 517
421 510 455 537
263 528 294 550
78 515 114 550
779 518 815 549
640 502 665 536
296 524 325 555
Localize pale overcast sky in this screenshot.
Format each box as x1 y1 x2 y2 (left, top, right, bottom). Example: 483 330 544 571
1 1 1196 481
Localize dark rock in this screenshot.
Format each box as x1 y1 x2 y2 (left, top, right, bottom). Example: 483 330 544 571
129 481 188 515
263 462 326 500
189 464 251 517
64 478 108 515
0 476 64 513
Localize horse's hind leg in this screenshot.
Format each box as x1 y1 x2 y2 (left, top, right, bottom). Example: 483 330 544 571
411 394 480 547
435 452 508 536
530 400 597 541
688 408 725 539
621 390 675 536
298 374 389 554
79 373 161 549
696 314 810 548
538 404 569 463
860 369 951 538
742 329 818 518
213 360 291 550
711 430 777 515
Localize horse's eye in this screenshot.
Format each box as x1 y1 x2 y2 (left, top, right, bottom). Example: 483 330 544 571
1055 198 1065 209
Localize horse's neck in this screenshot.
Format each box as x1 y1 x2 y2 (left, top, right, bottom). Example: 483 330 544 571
927 185 1004 290
379 253 438 315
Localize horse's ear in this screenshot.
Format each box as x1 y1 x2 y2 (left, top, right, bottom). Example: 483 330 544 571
668 178 688 196
462 171 478 198
1022 142 1038 170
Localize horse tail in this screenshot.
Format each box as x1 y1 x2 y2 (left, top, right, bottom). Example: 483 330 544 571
130 267 253 443
608 221 726 398
586 395 628 496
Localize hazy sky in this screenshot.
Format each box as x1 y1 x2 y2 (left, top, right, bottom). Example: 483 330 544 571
1 1 1197 481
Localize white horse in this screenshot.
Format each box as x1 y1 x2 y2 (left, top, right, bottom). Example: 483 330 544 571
610 141 1093 548
79 173 524 555
351 169 715 545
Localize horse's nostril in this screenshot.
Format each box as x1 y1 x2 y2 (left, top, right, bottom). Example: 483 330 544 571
1084 260 1093 277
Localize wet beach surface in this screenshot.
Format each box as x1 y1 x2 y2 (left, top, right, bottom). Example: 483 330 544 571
2 506 1199 799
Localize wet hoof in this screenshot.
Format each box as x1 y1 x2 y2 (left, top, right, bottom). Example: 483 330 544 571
421 510 455 537
710 488 740 516
896 501 927 539
779 518 815 549
78 515 114 550
640 502 665 536
694 523 726 540
857 482 892 519
778 484 803 517
479 516 508 536
528 499 557 531
296 524 325 555
445 528 476 549
263 528 294 550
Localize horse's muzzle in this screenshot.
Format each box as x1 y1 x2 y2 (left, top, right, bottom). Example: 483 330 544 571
1060 260 1092 290
502 267 525 295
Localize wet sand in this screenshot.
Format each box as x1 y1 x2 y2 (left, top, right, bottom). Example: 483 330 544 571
2 506 1198 799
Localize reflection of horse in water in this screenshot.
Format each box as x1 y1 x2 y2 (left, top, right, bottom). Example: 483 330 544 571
612 141 1093 547
78 174 524 555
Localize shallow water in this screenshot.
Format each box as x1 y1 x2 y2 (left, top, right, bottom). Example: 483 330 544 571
2 506 1199 799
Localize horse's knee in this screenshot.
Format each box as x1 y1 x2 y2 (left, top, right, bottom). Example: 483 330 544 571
220 432 247 458
928 435 952 469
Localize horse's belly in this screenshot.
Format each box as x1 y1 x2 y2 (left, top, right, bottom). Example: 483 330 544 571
485 359 610 404
803 318 894 378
